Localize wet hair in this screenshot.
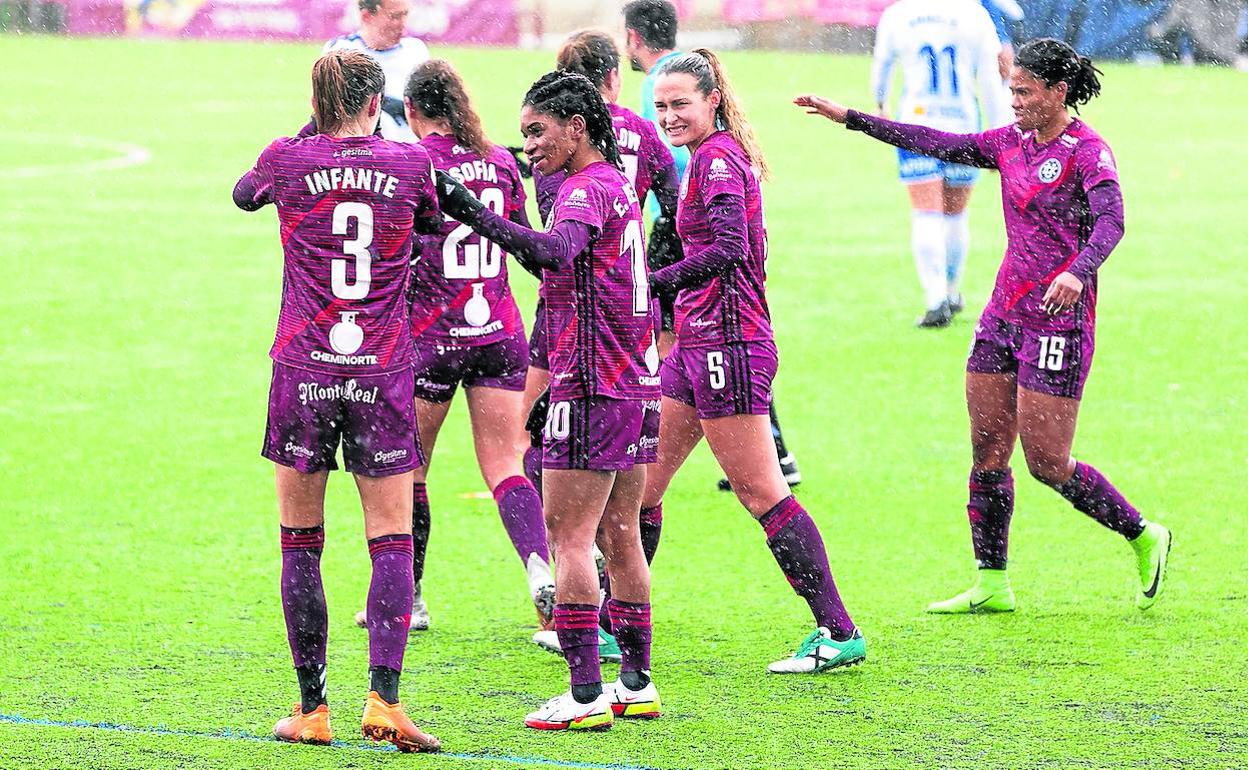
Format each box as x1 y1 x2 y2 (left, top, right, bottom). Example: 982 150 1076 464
404 60 492 158
623 0 677 51
556 29 620 91
657 47 769 180
523 70 622 170
311 50 385 135
1015 38 1102 108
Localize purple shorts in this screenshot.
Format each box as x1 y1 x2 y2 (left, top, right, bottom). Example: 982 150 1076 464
638 397 661 464
966 315 1094 400
528 298 549 370
661 340 777 419
542 396 645 471
412 331 528 403
262 362 423 477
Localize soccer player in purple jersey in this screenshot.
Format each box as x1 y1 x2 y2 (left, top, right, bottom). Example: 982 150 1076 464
437 71 661 731
232 51 443 751
524 29 678 662
349 59 556 637
646 49 867 674
795 38 1172 614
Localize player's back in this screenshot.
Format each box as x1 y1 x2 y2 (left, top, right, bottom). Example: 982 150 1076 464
545 161 656 401
873 0 1001 131
255 133 438 374
411 134 525 345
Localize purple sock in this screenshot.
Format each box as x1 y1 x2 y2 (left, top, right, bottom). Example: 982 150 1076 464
968 469 1014 570
1053 462 1145 539
493 476 549 563
554 603 601 687
280 526 327 667
757 496 856 641
607 599 652 672
366 534 414 672
523 445 543 499
640 504 663 564
412 482 430 584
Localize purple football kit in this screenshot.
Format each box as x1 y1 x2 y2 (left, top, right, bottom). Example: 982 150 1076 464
847 113 1123 399
234 132 440 475
654 131 776 419
410 134 529 402
529 103 676 372
540 161 661 471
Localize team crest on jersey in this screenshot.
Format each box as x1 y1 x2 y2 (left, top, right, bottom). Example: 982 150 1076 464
1037 158 1063 184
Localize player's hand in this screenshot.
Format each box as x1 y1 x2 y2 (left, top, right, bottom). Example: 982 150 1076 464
1042 272 1083 315
646 215 683 272
435 170 484 222
793 94 849 123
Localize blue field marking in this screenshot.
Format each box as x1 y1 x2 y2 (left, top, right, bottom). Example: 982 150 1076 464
0 713 658 769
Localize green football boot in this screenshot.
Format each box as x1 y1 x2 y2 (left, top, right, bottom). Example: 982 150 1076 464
767 627 866 674
926 569 1016 614
1131 521 1171 611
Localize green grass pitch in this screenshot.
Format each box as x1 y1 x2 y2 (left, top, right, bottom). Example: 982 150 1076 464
1 34 1246 770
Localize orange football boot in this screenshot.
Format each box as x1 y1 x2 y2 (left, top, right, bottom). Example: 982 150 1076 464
272 703 332 745
360 691 441 752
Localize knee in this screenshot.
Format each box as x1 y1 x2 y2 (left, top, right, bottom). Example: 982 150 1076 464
1024 453 1073 487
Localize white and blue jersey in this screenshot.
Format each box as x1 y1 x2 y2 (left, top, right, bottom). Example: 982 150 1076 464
871 0 1009 184
322 34 430 142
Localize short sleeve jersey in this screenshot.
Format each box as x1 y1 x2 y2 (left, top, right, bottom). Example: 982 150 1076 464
974 118 1120 331
545 161 659 401
321 35 429 142
244 134 440 375
673 131 772 348
410 134 526 346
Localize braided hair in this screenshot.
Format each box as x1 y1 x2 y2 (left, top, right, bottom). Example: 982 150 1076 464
1015 38 1102 109
523 70 622 171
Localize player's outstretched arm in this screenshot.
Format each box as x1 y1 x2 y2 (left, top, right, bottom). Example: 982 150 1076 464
795 95 995 170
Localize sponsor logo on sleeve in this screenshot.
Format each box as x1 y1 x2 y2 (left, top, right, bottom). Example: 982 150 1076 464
707 156 733 182
1037 157 1063 183
1098 148 1116 171
563 187 591 210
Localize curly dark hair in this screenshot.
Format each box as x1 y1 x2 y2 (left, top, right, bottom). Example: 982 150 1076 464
1016 38 1102 109
523 70 622 170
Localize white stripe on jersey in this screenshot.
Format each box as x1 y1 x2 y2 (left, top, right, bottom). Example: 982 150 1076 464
322 34 430 142
871 0 1011 132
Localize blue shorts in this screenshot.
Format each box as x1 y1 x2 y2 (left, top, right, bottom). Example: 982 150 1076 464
897 147 979 186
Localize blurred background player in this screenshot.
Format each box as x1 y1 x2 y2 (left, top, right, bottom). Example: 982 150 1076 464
350 60 556 636
233 50 442 752
645 49 866 674
624 0 803 489
322 0 428 142
525 28 677 661
437 70 661 731
870 0 1010 328
797 37 1172 615
981 0 1024 78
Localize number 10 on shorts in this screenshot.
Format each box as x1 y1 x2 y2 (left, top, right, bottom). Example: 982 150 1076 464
1038 336 1066 371
544 401 571 441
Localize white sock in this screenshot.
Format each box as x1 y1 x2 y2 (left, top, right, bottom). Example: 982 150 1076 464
911 210 947 310
944 211 970 301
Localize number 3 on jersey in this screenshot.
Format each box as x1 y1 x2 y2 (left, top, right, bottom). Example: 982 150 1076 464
332 201 373 300
444 187 505 279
